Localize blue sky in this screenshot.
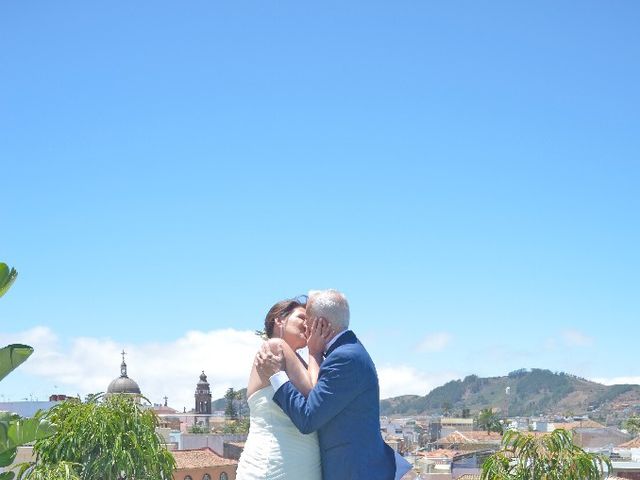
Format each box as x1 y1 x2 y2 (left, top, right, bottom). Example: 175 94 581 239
1 2 639 409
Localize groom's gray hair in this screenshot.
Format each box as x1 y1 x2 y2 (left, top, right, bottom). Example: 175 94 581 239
307 289 350 332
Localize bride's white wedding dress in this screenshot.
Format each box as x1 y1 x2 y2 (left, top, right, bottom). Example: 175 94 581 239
236 386 322 480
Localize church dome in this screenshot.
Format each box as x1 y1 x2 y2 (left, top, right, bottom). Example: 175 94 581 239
107 376 141 395
107 350 142 395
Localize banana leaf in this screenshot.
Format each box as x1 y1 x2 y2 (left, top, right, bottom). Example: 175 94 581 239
0 264 17 298
0 345 34 382
0 413 55 467
0 471 15 480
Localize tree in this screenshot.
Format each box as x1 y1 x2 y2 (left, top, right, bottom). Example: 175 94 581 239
222 418 249 434
188 425 209 434
0 263 55 480
624 416 640 436
21 394 175 480
481 428 610 480
461 407 471 419
224 388 241 420
477 407 503 435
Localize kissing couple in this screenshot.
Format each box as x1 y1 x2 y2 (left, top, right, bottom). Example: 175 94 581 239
235 289 411 480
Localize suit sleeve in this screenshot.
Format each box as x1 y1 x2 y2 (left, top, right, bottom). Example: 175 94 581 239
272 351 366 434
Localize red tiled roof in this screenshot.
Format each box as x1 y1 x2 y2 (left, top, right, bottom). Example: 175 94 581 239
437 430 502 444
618 436 640 448
552 420 604 430
422 449 460 458
172 448 238 469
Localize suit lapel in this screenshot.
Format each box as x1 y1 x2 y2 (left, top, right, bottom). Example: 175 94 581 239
325 330 357 358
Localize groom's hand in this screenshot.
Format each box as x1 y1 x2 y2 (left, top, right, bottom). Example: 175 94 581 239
306 317 334 357
255 341 285 381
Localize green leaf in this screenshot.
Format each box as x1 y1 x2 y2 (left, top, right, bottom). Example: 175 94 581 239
0 446 17 468
7 417 56 448
0 264 18 298
0 471 15 480
0 345 34 382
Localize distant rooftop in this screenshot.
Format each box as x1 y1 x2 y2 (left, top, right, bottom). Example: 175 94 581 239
618 436 640 448
437 430 502 445
172 448 237 469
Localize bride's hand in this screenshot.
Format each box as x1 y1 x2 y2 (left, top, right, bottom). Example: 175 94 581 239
255 340 285 381
306 317 335 356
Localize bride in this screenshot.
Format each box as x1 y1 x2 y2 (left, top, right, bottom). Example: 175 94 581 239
236 297 333 480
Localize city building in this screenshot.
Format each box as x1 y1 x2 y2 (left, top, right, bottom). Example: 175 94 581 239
172 447 237 480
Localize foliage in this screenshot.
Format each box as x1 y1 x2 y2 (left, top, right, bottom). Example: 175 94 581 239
212 387 248 412
0 345 34 384
188 424 209 434
0 263 18 298
481 428 610 480
477 408 503 435
0 412 55 480
0 263 55 480
23 395 175 480
222 418 249 434
624 415 640 435
224 388 242 420
17 461 81 480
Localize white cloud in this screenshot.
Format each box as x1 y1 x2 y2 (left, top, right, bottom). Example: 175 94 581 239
1 326 459 407
416 332 452 352
1 326 263 411
591 376 640 386
377 365 456 399
562 329 594 347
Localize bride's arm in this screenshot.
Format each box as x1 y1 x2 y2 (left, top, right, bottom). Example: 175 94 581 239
263 339 314 397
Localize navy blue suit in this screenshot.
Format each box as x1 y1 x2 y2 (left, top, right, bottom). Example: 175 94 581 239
273 330 396 480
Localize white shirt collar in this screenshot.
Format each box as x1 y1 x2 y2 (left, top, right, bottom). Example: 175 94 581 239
324 329 349 354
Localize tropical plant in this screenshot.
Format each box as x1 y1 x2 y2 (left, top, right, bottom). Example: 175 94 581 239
481 428 611 480
0 264 55 480
477 407 503 435
624 415 640 436
16 461 80 480
0 263 18 298
21 394 175 480
0 411 55 480
0 344 34 384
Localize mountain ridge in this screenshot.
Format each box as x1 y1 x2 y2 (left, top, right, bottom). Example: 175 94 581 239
210 369 640 427
380 368 640 426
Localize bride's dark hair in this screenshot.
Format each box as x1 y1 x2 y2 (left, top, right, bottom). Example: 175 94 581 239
264 295 307 338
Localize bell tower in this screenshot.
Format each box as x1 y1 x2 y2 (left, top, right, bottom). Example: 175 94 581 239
195 371 212 415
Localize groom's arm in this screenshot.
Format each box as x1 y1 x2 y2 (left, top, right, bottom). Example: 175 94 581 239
271 351 366 434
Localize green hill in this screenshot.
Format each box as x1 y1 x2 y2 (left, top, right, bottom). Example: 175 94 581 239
380 368 640 425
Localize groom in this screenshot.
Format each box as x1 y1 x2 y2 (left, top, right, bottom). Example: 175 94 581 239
258 289 410 480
